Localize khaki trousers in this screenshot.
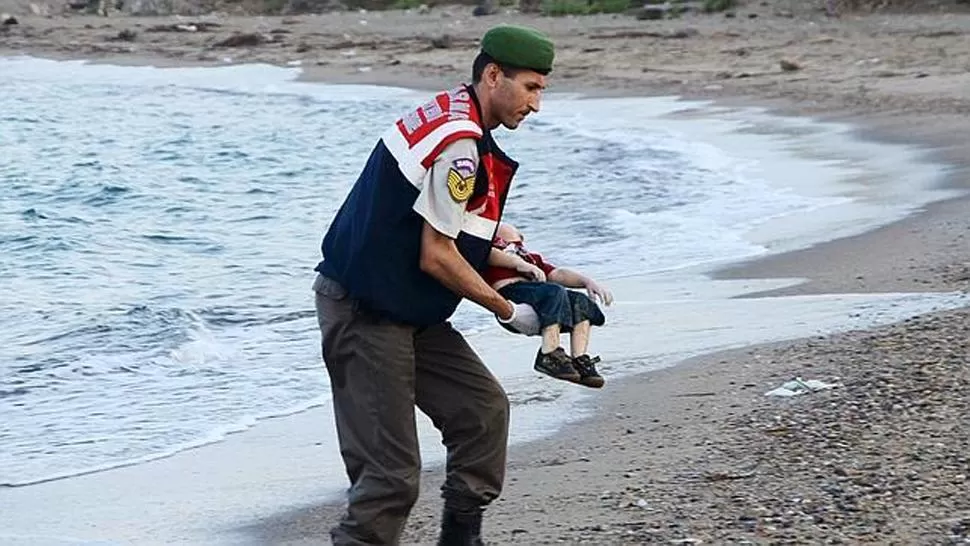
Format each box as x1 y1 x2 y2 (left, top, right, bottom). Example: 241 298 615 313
313 274 510 545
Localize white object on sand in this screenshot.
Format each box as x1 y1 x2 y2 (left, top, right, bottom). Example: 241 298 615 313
765 377 841 397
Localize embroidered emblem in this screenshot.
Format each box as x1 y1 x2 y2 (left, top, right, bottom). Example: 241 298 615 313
447 158 476 202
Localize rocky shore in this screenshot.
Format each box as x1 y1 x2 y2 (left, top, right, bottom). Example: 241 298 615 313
483 309 970 544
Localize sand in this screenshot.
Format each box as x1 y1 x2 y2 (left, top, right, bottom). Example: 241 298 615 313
3 2 970 544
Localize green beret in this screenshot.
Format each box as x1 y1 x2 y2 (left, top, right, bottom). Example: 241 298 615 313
480 24 555 74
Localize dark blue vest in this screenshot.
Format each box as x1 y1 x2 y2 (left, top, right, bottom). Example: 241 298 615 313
315 85 518 327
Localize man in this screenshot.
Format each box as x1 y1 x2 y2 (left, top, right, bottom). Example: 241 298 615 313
312 24 554 546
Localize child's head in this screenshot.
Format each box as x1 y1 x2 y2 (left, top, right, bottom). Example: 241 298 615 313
496 222 523 243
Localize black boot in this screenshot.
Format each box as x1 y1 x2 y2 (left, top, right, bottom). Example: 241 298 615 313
437 507 485 546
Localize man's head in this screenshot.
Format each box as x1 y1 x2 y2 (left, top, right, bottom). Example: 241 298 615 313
472 25 554 131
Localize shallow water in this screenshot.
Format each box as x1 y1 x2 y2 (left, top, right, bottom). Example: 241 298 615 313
0 56 962 488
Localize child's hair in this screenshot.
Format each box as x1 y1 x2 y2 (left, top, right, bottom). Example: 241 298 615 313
496 222 523 243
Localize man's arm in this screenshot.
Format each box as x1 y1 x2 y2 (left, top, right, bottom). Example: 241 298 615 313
420 223 514 320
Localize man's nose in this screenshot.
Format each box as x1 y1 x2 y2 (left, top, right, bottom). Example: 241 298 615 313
528 92 541 113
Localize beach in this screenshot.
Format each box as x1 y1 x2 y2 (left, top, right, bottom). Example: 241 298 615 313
3 2 970 544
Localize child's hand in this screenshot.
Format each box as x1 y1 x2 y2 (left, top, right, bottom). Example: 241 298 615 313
585 279 614 306
515 261 546 282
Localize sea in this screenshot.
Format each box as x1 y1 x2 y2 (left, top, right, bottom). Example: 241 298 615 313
1 56 967 497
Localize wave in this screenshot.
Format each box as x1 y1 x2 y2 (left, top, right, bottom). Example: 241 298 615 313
0 394 328 488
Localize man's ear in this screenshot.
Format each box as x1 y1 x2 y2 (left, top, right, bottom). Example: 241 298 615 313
483 63 502 89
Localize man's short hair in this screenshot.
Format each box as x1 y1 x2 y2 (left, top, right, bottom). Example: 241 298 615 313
472 52 550 83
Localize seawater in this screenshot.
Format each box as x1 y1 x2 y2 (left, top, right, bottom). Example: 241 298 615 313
0 56 964 488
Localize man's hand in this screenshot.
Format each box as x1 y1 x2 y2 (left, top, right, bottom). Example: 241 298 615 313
514 261 546 282
585 279 614 306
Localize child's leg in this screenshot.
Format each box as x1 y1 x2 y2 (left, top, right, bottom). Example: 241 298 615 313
564 291 606 355
497 282 579 382
541 323 561 354
564 291 606 388
569 320 591 357
498 282 574 352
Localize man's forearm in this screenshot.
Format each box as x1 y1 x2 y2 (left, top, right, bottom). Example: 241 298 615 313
421 225 513 319
426 250 512 318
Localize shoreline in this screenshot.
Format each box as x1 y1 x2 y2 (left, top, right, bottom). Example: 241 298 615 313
3 8 970 544
272 88 970 543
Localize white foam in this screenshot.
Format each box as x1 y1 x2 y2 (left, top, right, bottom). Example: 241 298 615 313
2 393 330 488
0 534 120 546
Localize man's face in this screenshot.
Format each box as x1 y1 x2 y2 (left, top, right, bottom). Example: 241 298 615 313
491 68 546 130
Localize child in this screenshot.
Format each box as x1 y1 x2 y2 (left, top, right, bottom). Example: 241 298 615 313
484 222 613 388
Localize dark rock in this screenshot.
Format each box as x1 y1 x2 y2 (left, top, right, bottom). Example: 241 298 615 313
1 13 18 24
213 32 269 47
636 5 667 19
113 28 137 41
430 34 453 49
472 0 498 16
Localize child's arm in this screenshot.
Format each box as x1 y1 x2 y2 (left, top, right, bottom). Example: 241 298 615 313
488 248 547 282
548 267 614 306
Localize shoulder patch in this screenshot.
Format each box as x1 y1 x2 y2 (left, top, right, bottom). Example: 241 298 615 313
446 157 476 202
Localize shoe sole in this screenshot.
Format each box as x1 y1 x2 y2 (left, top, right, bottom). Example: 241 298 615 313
534 365 580 382
558 372 605 389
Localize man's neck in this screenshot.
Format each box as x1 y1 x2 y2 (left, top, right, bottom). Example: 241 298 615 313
470 82 498 130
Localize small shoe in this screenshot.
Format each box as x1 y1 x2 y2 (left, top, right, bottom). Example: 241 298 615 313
534 348 580 382
572 355 605 388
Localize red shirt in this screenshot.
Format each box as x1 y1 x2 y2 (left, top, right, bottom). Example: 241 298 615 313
481 237 557 286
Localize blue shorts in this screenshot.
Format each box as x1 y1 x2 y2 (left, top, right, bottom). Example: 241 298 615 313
497 281 606 334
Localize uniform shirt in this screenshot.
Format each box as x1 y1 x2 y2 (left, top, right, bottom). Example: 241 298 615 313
412 138 479 240
316 84 519 326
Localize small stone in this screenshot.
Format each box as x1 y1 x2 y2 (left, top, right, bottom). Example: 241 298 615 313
636 6 667 20
214 32 268 48
430 34 453 49
115 28 137 41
